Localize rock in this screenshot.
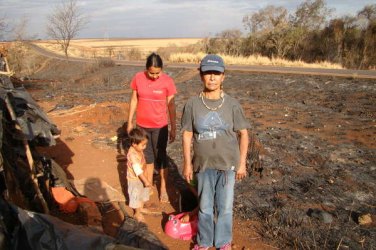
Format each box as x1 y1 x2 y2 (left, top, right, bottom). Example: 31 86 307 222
358 214 372 225
307 208 334 224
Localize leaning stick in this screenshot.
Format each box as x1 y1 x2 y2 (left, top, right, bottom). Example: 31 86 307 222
4 56 11 73
4 94 50 214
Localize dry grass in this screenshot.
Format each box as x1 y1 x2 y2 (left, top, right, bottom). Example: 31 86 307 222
169 52 343 69
32 38 343 69
33 38 202 59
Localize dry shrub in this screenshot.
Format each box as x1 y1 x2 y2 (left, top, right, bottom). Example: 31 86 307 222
157 42 203 60
168 52 206 63
6 42 27 73
126 48 142 61
6 42 46 76
168 52 343 69
96 57 115 68
82 57 115 76
247 132 264 177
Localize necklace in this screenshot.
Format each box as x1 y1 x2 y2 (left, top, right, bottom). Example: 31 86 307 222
199 91 225 111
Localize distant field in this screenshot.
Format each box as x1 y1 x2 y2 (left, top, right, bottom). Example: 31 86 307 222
31 38 343 69
33 38 203 59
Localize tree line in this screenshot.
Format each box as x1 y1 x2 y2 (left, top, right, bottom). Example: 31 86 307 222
203 0 376 70
1 0 375 69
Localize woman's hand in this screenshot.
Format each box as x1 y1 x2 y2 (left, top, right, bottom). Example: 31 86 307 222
236 165 247 180
183 163 193 183
169 129 176 143
126 122 133 134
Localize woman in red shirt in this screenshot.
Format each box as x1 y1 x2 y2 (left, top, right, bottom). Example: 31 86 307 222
127 53 177 203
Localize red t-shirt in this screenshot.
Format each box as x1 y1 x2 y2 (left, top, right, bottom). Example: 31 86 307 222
131 71 177 128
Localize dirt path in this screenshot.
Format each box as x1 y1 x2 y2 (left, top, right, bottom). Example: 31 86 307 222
36 100 270 250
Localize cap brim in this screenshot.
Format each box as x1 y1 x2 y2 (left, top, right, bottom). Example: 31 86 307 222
200 65 225 73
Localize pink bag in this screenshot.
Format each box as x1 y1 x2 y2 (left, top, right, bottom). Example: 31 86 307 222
164 212 198 240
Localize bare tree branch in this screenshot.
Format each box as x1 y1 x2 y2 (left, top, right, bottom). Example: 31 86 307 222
0 14 8 40
12 15 37 42
46 0 89 57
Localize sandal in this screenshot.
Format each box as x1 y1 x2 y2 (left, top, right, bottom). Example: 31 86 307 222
144 202 158 209
141 208 162 215
160 192 169 203
149 186 157 196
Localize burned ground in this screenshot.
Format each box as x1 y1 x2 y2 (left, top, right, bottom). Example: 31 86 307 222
6 51 376 249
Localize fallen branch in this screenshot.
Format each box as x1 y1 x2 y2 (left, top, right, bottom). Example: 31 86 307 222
4 93 49 214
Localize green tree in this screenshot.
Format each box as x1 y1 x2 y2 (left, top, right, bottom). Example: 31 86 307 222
242 5 290 58
291 0 332 31
289 0 332 60
243 5 288 35
358 4 376 69
216 29 243 56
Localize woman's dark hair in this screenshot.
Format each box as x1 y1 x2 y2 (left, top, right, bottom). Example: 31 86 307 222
129 127 147 145
146 52 163 69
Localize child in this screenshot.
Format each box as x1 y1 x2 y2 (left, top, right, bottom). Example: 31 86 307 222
126 127 152 222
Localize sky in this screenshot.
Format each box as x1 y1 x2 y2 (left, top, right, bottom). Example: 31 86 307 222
1 0 375 39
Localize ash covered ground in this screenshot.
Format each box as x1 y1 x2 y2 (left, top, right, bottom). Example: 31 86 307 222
20 56 376 249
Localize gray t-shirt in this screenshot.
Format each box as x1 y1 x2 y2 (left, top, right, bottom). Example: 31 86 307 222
181 93 250 172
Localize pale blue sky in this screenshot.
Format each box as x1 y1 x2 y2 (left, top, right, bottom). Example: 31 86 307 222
1 0 375 39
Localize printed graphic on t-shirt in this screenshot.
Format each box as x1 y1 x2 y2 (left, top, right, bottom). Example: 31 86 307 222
152 90 164 95
197 111 228 140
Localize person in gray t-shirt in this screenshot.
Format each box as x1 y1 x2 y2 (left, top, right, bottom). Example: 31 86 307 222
181 54 249 250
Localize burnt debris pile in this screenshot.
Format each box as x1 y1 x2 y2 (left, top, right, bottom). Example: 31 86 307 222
0 73 62 212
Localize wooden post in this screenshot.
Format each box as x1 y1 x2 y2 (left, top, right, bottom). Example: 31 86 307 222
3 56 10 73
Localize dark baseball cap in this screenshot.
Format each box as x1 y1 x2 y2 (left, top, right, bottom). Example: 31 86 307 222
200 54 225 73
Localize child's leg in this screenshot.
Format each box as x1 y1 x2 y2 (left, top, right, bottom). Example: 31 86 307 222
159 168 169 202
129 180 146 222
134 206 145 222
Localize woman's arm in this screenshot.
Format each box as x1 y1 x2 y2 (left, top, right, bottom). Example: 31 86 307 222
236 129 249 180
182 130 193 183
167 95 176 143
127 90 138 133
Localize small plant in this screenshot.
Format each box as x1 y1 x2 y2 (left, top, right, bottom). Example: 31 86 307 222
96 57 115 68
126 48 142 61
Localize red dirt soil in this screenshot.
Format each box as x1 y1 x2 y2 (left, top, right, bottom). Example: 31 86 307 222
36 99 269 250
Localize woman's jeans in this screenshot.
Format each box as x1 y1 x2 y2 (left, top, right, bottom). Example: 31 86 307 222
196 169 235 248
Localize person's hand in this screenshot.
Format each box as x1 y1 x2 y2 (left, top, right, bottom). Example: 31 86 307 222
180 212 190 223
236 165 247 180
127 123 133 134
183 163 193 183
169 129 176 143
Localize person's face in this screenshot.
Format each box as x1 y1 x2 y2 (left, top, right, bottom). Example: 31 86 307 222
133 138 148 153
201 70 225 92
146 66 162 80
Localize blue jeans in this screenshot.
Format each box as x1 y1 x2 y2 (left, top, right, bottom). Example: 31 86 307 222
196 169 235 248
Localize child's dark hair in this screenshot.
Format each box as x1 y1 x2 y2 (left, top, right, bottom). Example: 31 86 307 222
146 52 163 69
128 127 147 145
